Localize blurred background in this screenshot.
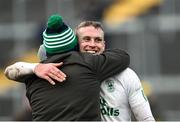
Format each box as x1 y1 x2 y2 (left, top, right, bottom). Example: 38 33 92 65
0 0 180 121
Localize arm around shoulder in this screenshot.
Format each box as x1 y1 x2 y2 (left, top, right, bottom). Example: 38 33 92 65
93 49 130 81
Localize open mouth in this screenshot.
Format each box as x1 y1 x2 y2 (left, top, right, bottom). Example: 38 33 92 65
86 50 97 54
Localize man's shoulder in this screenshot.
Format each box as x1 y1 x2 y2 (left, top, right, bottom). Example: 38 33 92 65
116 68 137 77
112 68 140 85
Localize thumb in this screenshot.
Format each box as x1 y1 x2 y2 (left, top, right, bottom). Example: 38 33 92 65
52 62 63 67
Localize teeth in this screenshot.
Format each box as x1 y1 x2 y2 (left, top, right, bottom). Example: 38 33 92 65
87 51 96 54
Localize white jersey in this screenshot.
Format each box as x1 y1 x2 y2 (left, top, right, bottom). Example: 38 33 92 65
100 68 155 121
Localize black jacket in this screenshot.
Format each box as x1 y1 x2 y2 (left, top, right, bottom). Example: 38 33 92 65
24 49 129 121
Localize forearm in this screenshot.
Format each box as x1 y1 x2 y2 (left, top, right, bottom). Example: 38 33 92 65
4 62 38 81
132 101 155 121
97 49 130 81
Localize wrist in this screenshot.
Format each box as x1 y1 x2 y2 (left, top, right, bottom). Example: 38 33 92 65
33 63 40 73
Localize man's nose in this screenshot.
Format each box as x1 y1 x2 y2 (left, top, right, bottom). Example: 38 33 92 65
89 40 96 47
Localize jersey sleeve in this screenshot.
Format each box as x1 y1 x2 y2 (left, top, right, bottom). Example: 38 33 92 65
125 68 155 121
4 62 38 82
85 49 130 82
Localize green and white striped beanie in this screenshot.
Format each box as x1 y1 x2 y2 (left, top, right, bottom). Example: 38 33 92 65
43 14 78 54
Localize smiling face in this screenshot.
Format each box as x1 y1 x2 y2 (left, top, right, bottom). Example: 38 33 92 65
76 25 105 55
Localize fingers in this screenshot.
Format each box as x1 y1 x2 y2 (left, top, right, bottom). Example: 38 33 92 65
45 63 67 85
45 69 66 85
48 71 65 82
34 62 67 85
51 62 67 78
51 66 66 78
44 76 56 85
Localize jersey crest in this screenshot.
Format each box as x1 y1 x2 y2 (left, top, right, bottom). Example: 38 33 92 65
105 79 115 92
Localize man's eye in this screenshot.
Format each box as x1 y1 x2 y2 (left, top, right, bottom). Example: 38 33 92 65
83 37 91 42
95 38 102 43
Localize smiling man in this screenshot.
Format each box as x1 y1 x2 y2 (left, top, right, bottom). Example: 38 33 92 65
4 16 130 121
5 20 154 121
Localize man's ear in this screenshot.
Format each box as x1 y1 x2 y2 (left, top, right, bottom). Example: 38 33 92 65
103 41 105 50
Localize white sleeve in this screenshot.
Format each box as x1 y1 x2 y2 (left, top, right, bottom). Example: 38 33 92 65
127 69 155 121
132 99 155 121
4 62 38 81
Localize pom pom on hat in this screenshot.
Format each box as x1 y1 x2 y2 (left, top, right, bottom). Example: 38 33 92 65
43 14 78 54
47 14 63 30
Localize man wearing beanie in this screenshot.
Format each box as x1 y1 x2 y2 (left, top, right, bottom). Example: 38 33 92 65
5 14 130 121
43 15 78 54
